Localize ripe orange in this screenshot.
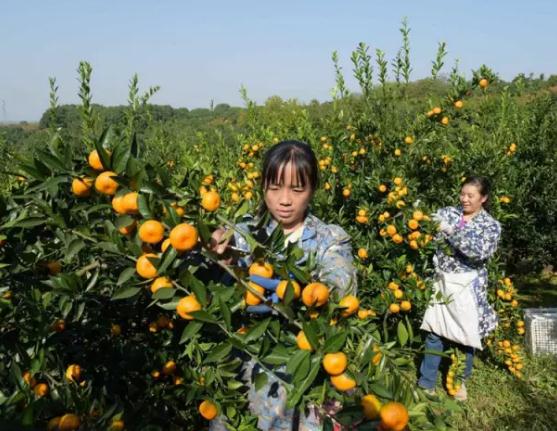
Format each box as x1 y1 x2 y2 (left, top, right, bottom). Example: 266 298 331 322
199 400 218 420
412 210 424 221
111 195 127 214
95 171 119 195
379 402 409 431
88 149 107 171
386 225 397 236
407 219 419 230
404 136 414 145
111 323 122 336
122 192 139 214
409 240 419 250
169 223 199 252
34 382 49 397
47 417 61 431
330 373 356 392
441 116 449 126
58 413 81 431
161 238 171 252
393 177 403 186
46 260 62 275
454 100 464 109
276 280 301 300
249 261 274 278
393 289 403 300
361 394 382 420
245 281 265 305
301 282 330 307
151 276 173 294
479 78 489 89
52 318 65 332
389 303 401 314
139 220 165 244
118 220 136 235
388 281 399 290
162 360 177 375
357 248 368 260
65 364 81 382
400 300 412 312
201 190 221 212
110 419 125 431
136 253 159 279
339 295 359 317
432 107 442 115
392 234 403 244
378 184 387 193
323 352 347 375
176 295 202 320
296 331 313 351
71 177 93 197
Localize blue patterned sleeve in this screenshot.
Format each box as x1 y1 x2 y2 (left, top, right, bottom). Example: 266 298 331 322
446 219 501 262
316 225 358 296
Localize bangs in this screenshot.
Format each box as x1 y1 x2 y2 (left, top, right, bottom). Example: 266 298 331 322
261 140 319 192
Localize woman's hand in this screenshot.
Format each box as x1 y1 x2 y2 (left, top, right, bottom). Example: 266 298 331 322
209 227 234 264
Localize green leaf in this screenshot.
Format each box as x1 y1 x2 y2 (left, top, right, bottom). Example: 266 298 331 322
115 215 135 229
323 332 347 353
158 247 178 275
138 194 153 219
189 310 217 324
13 217 46 228
205 342 233 364
187 273 208 307
302 321 320 351
287 356 321 408
292 351 311 383
111 286 141 300
244 317 271 343
153 287 175 300
112 139 131 174
262 345 290 366
117 267 136 286
95 128 113 169
179 321 203 343
218 295 231 331
397 320 408 347
254 371 268 391
286 350 310 375
369 382 393 399
65 238 85 263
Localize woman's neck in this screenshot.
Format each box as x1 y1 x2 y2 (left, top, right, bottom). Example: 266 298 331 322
462 207 482 221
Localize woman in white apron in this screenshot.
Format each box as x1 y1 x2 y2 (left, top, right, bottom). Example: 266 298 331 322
418 176 501 401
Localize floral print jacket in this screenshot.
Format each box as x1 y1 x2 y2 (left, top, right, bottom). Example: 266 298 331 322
434 206 501 337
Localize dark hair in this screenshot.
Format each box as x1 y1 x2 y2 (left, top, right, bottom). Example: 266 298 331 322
461 176 491 209
261 140 319 192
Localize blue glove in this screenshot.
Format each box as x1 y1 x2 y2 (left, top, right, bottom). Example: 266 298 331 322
245 275 281 314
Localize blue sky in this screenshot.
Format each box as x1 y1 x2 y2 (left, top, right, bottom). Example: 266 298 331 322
1 0 556 121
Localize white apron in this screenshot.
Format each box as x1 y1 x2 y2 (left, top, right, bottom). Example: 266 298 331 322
420 270 483 350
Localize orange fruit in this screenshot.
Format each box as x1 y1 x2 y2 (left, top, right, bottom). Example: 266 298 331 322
388 281 399 290
362 394 382 420
441 116 449 126
118 220 136 235
379 402 409 431
296 331 313 351
322 352 347 375
151 276 172 294
245 281 265 306
201 190 221 212
392 234 403 244
432 107 442 115
249 261 274 278
276 280 301 300
110 419 125 431
357 248 368 260
22 371 36 387
58 413 81 431
46 260 62 275
409 240 419 250
372 351 382 366
479 78 489 89
170 202 185 216
34 382 49 397
162 360 177 375
378 184 387 193
199 400 218 420
389 303 401 314
122 192 139 214
136 253 159 279
65 364 81 382
95 171 119 195
412 210 424 221
52 319 65 332
400 300 412 312
88 149 107 171
111 195 127 214
407 219 419 230
301 282 330 307
71 177 93 197
161 238 171 252
169 223 199 252
139 220 165 244
342 188 351 198
111 323 122 336
386 225 397 236
454 100 464 109
404 136 414 145
339 295 359 317
176 295 202 320
393 289 404 300
330 373 356 392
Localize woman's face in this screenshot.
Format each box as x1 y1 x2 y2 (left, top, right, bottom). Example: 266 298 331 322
460 184 487 215
264 162 313 233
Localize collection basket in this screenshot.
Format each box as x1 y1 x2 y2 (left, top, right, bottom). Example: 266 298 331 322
524 308 557 355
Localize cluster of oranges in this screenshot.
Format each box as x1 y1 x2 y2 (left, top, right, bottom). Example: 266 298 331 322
445 352 464 397
496 277 519 308
361 397 409 431
378 207 433 251
495 340 524 379
506 142 517 156
385 281 412 314
150 359 184 386
426 106 449 126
